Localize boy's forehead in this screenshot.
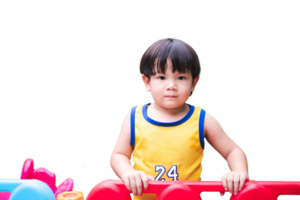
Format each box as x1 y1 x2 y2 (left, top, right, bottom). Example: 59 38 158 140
153 66 190 75
153 59 172 71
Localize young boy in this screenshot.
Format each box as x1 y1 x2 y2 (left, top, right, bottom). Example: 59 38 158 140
110 38 248 200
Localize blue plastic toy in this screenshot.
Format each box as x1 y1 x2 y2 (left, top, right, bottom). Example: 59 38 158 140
0 179 55 200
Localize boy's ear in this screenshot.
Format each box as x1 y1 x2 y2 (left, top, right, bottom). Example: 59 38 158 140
193 75 201 90
140 74 146 84
141 74 150 92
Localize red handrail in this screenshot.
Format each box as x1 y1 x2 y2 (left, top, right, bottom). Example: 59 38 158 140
86 180 300 200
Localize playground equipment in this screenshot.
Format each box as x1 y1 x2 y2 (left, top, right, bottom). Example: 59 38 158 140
86 180 300 200
1 158 300 200
21 158 75 198
0 159 73 200
57 191 84 200
0 179 55 200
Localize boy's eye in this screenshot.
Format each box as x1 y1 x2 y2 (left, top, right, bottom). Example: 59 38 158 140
157 76 185 80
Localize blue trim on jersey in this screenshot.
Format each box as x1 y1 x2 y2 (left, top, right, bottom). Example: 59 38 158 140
130 106 137 148
142 103 195 127
199 109 206 150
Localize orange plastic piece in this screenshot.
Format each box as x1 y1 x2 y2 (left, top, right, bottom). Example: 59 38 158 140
57 191 84 200
87 180 300 200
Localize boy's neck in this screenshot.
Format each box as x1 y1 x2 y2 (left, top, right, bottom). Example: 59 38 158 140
147 102 190 122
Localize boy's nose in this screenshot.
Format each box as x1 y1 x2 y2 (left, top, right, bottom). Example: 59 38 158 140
167 81 177 91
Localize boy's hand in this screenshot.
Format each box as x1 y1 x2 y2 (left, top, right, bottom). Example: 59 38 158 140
122 170 155 196
220 171 249 196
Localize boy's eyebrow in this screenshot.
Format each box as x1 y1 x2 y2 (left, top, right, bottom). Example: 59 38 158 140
154 69 189 73
154 72 189 76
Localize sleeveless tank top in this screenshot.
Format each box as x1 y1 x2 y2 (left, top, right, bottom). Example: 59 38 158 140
130 103 206 200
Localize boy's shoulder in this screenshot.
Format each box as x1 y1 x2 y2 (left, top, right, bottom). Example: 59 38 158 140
129 103 148 108
131 103 151 107
127 104 144 112
190 103 206 110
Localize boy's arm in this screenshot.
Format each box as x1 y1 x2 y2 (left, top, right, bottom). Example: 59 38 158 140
108 153 134 179
204 113 250 197
225 148 250 175
108 111 134 179
204 112 249 174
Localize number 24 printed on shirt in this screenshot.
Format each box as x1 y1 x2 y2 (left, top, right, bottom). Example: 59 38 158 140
155 165 179 181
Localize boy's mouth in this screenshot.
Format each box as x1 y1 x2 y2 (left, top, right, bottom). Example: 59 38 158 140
165 95 177 98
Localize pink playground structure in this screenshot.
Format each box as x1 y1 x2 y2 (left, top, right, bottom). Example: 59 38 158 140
0 158 73 200
21 159 73 197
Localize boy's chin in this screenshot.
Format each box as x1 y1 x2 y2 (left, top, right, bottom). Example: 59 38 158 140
161 102 187 109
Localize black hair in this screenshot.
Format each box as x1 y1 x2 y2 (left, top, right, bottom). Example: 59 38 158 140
140 38 201 96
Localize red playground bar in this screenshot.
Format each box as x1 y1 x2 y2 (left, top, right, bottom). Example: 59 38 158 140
1 159 299 200
86 180 300 200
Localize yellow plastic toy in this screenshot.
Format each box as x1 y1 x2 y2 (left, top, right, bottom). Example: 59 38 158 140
56 191 84 200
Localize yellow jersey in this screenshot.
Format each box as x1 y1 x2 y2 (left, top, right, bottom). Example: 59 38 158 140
130 103 206 200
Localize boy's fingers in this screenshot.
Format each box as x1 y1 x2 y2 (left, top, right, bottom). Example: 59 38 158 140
221 179 228 191
141 174 149 190
239 174 248 191
148 175 155 181
135 177 143 196
129 179 138 194
225 174 233 193
131 186 137 195
233 176 240 194
218 192 225 197
123 179 131 191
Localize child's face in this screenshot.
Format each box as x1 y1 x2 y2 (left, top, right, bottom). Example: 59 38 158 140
142 59 199 109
